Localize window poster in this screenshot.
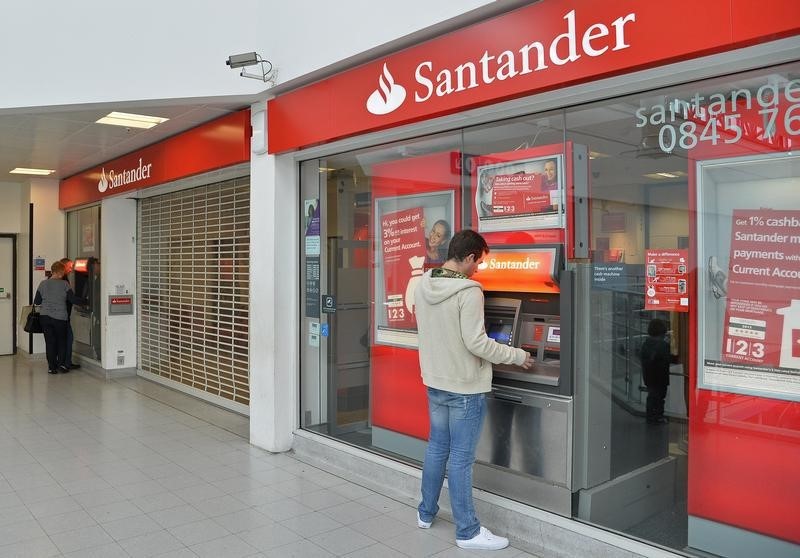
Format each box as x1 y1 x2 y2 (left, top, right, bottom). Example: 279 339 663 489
304 198 320 256
374 191 454 348
644 249 689 312
82 224 95 252
720 210 800 367
475 154 564 233
303 198 321 318
698 154 800 401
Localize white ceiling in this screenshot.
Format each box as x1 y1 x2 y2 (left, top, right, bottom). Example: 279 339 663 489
0 98 252 184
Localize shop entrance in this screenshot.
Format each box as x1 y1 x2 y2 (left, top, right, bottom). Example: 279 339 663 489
0 235 15 355
67 206 102 362
137 177 251 412
297 60 800 557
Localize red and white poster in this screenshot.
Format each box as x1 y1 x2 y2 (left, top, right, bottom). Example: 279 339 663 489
475 154 563 232
379 207 426 331
490 173 551 215
475 247 560 294
721 210 800 369
644 249 689 312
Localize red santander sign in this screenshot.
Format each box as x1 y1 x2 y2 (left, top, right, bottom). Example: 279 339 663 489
474 247 560 294
60 110 250 209
268 0 800 153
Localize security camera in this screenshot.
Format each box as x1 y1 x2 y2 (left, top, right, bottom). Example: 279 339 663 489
226 52 259 69
226 52 276 84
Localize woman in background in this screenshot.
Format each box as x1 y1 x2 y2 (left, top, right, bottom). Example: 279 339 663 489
34 261 85 374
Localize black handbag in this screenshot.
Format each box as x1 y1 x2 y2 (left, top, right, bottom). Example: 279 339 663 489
24 306 43 334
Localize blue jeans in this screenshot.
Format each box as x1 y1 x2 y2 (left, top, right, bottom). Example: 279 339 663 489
418 387 487 540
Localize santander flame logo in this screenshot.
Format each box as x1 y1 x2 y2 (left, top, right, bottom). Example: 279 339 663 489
98 168 109 193
366 63 406 115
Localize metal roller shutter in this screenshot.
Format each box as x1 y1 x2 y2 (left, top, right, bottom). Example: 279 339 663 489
137 178 250 407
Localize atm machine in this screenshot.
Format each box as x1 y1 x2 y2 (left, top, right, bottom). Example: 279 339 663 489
473 244 575 515
71 257 102 361
367 143 588 517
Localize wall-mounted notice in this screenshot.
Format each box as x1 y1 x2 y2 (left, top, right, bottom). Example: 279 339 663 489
305 257 320 318
475 153 564 233
82 224 95 252
704 209 800 399
304 199 320 256
722 210 800 368
380 206 425 330
644 249 689 312
373 190 455 348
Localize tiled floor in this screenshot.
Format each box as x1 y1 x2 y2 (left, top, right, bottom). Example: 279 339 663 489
0 354 539 558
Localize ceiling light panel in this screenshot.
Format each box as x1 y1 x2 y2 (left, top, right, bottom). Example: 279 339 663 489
643 170 688 180
10 167 55 175
96 112 169 129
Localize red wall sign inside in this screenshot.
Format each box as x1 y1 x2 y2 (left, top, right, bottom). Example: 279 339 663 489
370 151 462 441
688 154 800 544
644 249 689 312
59 110 251 209
475 248 560 294
722 210 800 368
267 0 800 153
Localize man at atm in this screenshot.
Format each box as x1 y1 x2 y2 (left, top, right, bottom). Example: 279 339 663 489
414 229 533 551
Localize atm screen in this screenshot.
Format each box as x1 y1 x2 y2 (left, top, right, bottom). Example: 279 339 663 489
487 323 513 344
547 326 560 344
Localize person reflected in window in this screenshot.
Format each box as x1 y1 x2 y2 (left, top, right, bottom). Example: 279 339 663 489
640 318 671 424
478 171 494 217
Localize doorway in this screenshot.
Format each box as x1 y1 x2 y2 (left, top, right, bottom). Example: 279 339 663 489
0 235 17 355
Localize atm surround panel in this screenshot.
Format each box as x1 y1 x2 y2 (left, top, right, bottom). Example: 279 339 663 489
485 295 562 387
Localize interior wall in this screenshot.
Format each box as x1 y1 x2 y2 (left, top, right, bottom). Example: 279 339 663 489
0 183 22 233
649 184 689 249
250 101 299 451
0 182 23 352
592 201 645 263
16 183 31 352
27 178 63 354
100 197 137 371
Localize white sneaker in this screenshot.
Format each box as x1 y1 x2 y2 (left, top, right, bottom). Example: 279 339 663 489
456 526 509 550
417 511 432 529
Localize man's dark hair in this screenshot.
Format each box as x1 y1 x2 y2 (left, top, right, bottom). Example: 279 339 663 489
447 229 489 262
647 318 667 337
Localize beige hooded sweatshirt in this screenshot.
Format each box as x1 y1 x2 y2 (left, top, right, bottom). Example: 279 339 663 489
414 269 528 394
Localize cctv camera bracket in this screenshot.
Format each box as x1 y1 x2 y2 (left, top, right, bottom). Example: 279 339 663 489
227 52 276 85
240 64 277 85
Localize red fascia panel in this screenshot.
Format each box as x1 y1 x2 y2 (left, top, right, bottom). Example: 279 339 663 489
262 0 800 153
60 110 250 210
